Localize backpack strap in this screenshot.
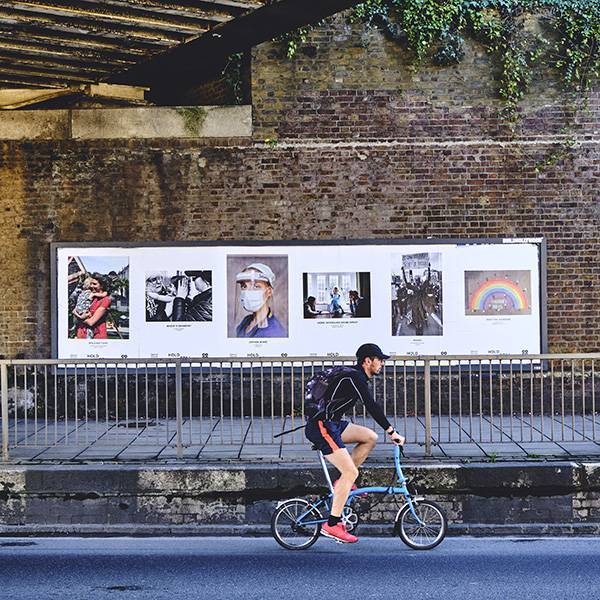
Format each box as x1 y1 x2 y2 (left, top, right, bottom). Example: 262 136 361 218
273 423 307 438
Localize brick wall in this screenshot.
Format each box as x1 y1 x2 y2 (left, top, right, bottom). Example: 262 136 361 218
0 13 598 358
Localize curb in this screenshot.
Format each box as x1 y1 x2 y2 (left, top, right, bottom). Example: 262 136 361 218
1 523 600 537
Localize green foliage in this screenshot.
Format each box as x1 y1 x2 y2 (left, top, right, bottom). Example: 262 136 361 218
465 4 548 114
177 106 208 136
548 0 600 93
349 0 393 26
222 52 245 105
277 21 329 59
433 32 466 65
277 0 599 111
263 137 278 148
394 0 464 62
534 133 577 171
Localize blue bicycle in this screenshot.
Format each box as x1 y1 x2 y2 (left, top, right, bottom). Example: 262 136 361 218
271 444 447 550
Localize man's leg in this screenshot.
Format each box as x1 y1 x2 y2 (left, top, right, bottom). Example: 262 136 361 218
323 447 359 517
341 423 378 468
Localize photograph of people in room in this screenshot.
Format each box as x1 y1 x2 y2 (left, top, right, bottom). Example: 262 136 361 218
302 273 371 319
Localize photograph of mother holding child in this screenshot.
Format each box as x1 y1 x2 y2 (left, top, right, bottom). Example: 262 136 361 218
70 273 113 339
67 256 129 340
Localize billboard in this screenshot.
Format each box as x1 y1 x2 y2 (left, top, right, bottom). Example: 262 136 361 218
53 239 545 359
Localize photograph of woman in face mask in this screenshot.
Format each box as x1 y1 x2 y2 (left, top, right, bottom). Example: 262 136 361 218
235 262 286 338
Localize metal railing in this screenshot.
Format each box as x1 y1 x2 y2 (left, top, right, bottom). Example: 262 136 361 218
1 354 599 461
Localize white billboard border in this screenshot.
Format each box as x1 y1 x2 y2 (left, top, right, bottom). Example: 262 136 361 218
49 237 548 359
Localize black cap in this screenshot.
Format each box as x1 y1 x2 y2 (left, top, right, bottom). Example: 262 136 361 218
184 270 211 282
356 343 390 363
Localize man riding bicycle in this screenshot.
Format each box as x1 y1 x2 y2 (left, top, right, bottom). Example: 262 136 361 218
304 343 405 543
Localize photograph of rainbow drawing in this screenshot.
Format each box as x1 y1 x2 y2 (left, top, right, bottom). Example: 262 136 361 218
464 270 532 316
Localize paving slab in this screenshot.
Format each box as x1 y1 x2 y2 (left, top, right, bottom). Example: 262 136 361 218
477 442 527 456
157 446 203 460
556 441 600 455
30 447 85 460
403 443 446 458
6 447 47 460
439 443 486 458
518 442 570 456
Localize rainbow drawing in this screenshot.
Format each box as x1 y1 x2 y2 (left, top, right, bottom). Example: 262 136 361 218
469 278 529 313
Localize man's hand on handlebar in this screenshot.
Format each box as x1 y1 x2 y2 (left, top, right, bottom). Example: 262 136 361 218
388 429 405 446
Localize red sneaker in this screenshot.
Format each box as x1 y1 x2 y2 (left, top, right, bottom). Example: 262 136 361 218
321 522 358 543
333 479 367 497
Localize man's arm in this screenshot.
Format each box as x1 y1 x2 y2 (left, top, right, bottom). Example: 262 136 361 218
171 297 187 321
342 374 391 431
331 375 405 445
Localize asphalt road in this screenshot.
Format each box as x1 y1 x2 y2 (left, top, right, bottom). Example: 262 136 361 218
1 536 598 600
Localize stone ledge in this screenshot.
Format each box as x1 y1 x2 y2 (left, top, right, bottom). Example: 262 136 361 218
0 106 252 140
1 462 599 532
1 461 597 495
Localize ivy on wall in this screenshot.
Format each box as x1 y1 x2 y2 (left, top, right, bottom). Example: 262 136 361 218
280 0 599 112
221 52 246 105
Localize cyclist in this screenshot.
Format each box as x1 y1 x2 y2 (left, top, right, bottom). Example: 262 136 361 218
305 343 405 543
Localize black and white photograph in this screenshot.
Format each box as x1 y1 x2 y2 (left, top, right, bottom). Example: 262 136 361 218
227 256 288 338
145 270 212 322
67 255 129 340
391 252 443 336
302 272 371 319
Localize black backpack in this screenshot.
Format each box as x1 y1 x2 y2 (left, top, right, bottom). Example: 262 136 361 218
304 365 356 419
273 365 356 438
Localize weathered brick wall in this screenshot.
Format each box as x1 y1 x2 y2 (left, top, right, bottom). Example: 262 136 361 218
250 14 598 141
0 13 598 358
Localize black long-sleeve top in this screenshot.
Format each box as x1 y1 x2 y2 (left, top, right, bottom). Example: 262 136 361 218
321 364 391 431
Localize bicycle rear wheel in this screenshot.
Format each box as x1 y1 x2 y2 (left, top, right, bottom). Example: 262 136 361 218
271 498 323 550
395 499 447 550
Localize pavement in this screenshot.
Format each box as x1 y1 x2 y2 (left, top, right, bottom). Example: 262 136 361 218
3 415 600 463
1 536 599 599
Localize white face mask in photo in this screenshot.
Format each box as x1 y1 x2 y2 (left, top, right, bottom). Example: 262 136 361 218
240 290 266 313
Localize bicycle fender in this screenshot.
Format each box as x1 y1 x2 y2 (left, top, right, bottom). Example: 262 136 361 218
275 497 317 509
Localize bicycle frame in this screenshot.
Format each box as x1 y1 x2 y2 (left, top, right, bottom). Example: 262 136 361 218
295 445 426 527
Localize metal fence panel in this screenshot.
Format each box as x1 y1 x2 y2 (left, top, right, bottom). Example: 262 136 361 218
1 355 599 461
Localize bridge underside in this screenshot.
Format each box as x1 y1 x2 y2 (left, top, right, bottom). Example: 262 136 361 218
0 0 362 107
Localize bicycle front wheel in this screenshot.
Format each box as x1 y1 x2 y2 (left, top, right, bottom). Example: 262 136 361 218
395 500 447 550
271 498 323 550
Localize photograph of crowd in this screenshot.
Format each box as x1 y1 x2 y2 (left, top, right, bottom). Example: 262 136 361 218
391 252 443 336
145 270 212 322
227 256 289 338
302 272 371 319
465 270 532 316
67 256 129 340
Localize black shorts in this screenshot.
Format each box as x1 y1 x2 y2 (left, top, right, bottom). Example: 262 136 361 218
305 419 350 455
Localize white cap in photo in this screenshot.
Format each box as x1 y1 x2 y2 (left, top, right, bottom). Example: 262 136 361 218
235 262 276 286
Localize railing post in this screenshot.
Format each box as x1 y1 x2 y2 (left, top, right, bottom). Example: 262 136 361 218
175 360 183 459
1 363 9 463
424 359 432 457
